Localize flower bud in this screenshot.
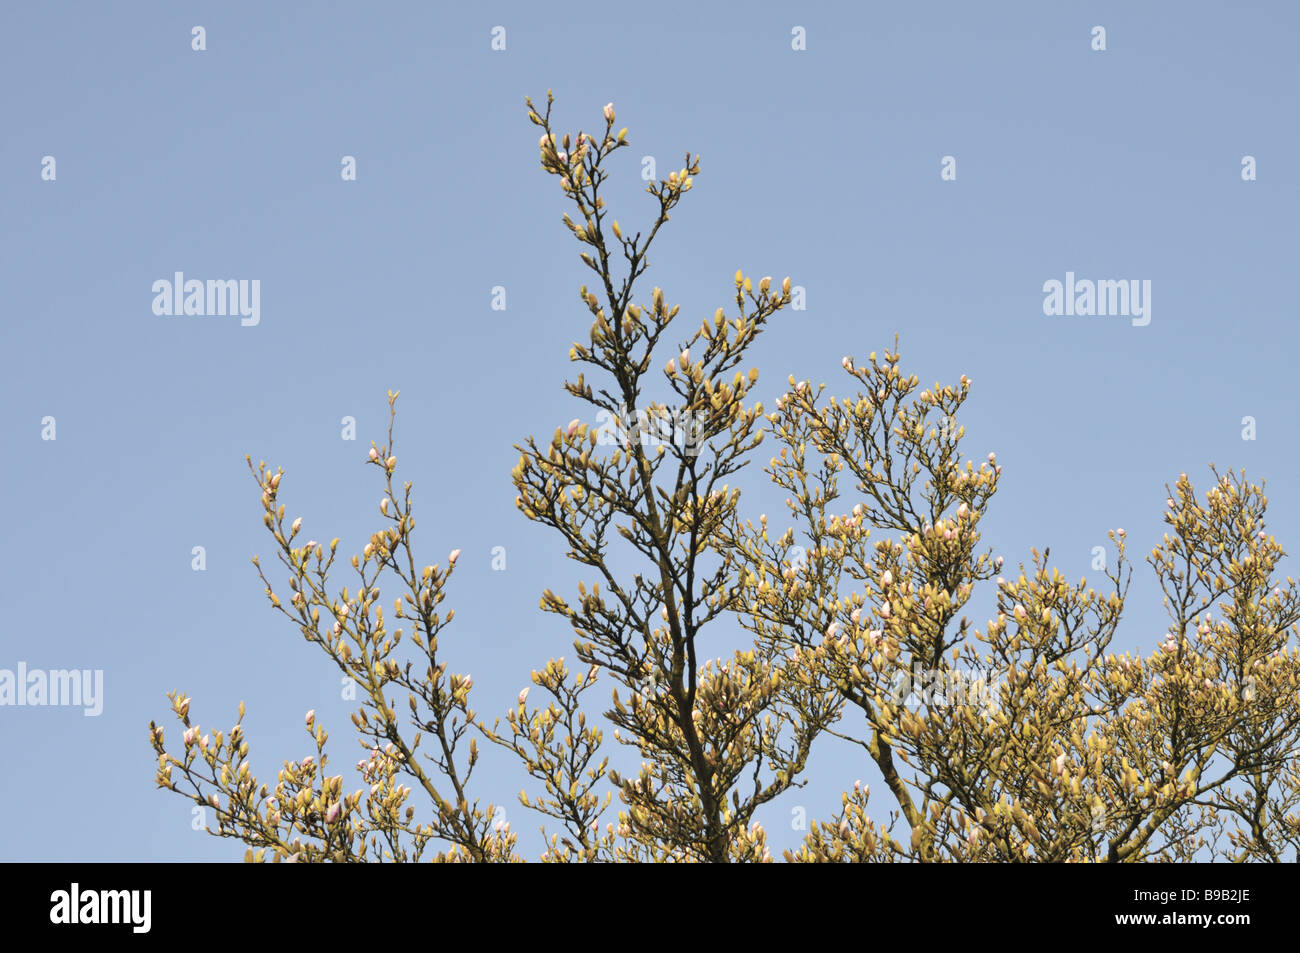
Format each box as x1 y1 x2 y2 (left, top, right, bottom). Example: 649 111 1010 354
680 348 690 367
380 499 389 515
880 570 893 588
269 472 282 489
449 548 461 565
305 709 315 725
369 447 379 461
518 688 530 706
566 418 580 437
385 456 396 470
603 102 615 122
325 801 342 824
291 517 302 535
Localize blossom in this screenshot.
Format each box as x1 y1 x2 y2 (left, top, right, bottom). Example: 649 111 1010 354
603 102 615 122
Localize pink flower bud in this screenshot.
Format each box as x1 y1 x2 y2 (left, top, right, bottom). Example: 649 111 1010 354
305 710 315 725
380 498 389 515
369 447 379 461
826 622 841 639
876 388 886 401
1013 605 1026 620
1116 528 1126 537
880 570 893 588
665 359 676 374
566 418 580 437
291 517 302 535
183 728 196 745
1166 498 1176 508
879 602 891 619
325 801 342 824
301 756 314 768
680 348 690 366
842 356 852 369
270 472 282 489
385 456 397 469
850 608 862 624
449 548 461 565
956 503 969 519
209 794 219 809
517 688 529 706
603 102 615 122
987 453 996 463
995 556 1003 568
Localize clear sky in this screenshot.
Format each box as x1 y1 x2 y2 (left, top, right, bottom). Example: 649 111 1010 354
2 1 1296 860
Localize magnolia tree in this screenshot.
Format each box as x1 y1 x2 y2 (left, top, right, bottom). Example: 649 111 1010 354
149 95 1300 863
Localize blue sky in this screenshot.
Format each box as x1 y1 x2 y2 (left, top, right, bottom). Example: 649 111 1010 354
1 1 1296 860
